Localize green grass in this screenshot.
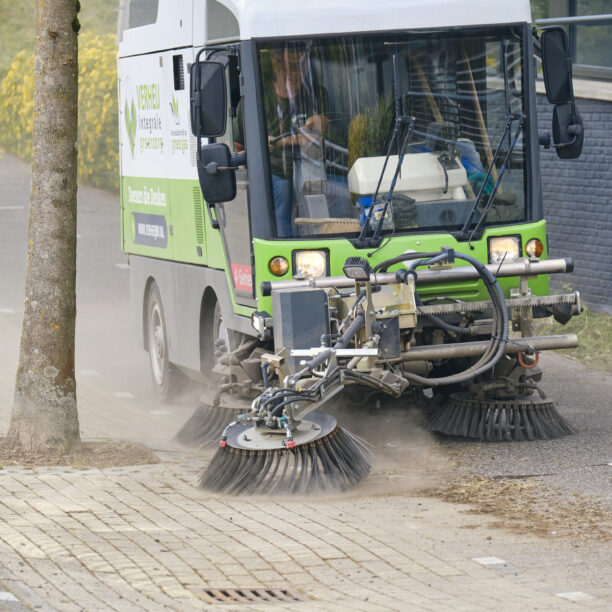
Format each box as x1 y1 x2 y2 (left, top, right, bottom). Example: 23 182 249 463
0 1 117 79
535 307 612 373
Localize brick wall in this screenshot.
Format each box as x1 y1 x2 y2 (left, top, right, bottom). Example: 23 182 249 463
537 94 612 313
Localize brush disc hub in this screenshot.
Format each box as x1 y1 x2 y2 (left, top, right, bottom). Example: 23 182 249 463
226 411 337 450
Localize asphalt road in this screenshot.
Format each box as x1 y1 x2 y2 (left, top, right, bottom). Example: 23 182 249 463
446 352 612 499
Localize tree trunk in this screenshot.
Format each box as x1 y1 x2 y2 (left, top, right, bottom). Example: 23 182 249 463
7 0 80 452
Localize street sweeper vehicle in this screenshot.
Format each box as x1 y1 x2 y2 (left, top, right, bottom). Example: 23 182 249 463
118 0 585 494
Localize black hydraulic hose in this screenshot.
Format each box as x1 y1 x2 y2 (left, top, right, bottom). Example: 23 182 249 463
260 387 317 410
406 256 474 337
400 251 509 386
373 249 508 386
373 251 440 273
414 291 472 336
341 369 403 397
261 362 270 388
375 251 473 336
270 394 318 417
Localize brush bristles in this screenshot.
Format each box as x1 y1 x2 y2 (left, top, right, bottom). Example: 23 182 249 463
174 403 241 448
198 426 372 496
430 395 576 441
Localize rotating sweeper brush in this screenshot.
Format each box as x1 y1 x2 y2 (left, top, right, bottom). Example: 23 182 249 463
174 340 264 448
174 390 246 448
199 411 371 495
198 301 377 495
429 393 576 441
188 251 580 496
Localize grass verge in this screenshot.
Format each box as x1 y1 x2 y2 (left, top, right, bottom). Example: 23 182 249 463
535 308 612 373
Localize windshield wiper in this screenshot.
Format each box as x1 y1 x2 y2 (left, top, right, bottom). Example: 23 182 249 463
355 115 416 248
355 50 416 249
456 113 524 243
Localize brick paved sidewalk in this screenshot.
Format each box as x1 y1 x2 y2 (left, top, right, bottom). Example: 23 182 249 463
0 450 608 611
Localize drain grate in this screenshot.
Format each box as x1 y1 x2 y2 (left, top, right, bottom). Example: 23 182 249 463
200 588 306 604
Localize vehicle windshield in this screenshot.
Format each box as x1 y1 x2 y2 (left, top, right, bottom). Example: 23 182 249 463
255 27 527 239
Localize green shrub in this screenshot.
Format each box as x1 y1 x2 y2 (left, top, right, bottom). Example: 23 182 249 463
0 33 119 191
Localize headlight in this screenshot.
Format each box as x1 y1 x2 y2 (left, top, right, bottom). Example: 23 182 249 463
488 235 521 265
525 238 544 258
293 250 327 278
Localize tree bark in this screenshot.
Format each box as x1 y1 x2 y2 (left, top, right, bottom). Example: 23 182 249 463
7 0 80 452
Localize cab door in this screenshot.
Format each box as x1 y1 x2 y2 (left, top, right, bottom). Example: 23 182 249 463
211 52 255 306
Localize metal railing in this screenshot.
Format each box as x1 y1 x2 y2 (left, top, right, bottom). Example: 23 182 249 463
535 14 612 80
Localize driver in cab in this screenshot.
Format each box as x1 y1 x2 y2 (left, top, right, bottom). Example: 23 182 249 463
234 45 327 237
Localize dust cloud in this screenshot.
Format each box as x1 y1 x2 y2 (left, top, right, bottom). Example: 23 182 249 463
322 393 455 498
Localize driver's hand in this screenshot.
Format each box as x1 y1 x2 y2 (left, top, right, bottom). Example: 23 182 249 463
304 114 328 133
268 135 277 151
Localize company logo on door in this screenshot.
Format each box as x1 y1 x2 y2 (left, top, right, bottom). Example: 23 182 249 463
122 77 165 158
231 264 253 292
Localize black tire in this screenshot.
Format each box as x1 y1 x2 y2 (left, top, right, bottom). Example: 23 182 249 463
146 283 184 402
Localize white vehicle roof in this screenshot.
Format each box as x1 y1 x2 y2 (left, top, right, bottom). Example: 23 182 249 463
118 0 532 57
227 0 531 39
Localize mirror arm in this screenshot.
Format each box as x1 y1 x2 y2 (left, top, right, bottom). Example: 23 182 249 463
231 151 246 167
204 162 240 175
539 129 581 150
550 136 577 149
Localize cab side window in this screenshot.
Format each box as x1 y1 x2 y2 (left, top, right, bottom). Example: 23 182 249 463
217 56 244 154
128 0 159 28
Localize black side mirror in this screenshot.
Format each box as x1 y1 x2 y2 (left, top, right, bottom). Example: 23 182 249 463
541 27 572 104
197 143 236 205
540 27 583 160
190 59 227 138
552 103 584 159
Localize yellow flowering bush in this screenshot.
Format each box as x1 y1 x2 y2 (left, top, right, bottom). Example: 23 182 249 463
0 50 35 160
0 34 119 191
78 34 119 190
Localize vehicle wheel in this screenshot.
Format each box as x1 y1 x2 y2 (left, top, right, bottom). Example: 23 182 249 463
146 283 183 401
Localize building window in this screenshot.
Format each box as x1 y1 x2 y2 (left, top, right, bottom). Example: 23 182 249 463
533 0 612 79
572 1 612 70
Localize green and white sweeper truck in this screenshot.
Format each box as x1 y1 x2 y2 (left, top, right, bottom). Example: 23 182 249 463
118 0 585 494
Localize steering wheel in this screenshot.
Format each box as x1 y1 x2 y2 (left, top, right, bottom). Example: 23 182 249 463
269 128 321 147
